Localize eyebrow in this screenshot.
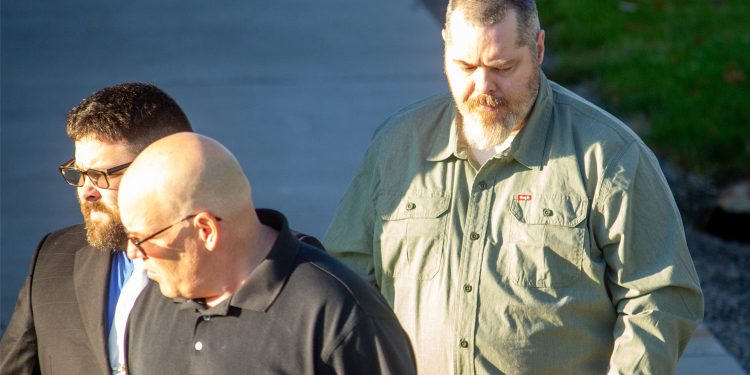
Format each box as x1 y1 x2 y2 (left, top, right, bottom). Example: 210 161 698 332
125 229 148 239
452 58 515 69
486 59 515 69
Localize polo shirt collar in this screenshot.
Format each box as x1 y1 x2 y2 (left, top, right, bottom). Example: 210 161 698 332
181 209 300 315
425 71 554 170
231 208 299 312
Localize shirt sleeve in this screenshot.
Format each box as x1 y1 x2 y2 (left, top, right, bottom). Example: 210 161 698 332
324 144 380 285
0 236 47 375
592 141 704 374
323 315 417 375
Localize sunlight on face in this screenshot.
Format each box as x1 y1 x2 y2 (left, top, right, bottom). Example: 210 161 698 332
444 9 543 149
74 138 136 250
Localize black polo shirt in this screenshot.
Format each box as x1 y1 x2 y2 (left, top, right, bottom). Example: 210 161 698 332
126 209 415 375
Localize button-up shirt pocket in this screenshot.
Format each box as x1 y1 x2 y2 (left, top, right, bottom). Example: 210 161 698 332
505 193 588 288
375 192 450 280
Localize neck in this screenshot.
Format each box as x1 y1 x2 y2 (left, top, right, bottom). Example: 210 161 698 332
202 223 278 307
468 146 499 168
204 292 232 307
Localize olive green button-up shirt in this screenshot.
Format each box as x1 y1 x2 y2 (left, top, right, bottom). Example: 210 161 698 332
324 72 703 375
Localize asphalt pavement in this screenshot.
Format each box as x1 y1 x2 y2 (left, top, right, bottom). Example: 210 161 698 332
0 0 744 373
1 0 446 326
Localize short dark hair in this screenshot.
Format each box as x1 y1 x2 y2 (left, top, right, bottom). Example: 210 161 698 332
445 0 540 50
66 82 193 152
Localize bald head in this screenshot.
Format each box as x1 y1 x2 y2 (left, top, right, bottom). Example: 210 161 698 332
119 132 253 229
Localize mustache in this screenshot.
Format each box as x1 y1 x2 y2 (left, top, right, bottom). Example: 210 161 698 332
80 200 116 216
470 93 504 108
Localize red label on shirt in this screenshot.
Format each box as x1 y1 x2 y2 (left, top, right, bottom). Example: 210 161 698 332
517 194 532 201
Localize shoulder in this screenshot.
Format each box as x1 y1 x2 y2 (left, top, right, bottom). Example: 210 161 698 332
372 93 453 143
289 244 396 320
547 81 666 196
550 81 644 146
547 80 660 170
32 224 89 261
359 93 453 171
29 224 102 284
39 224 87 249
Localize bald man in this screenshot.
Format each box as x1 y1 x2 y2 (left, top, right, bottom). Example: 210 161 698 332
119 133 416 375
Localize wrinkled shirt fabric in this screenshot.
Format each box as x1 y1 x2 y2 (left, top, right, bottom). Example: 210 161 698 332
324 72 704 375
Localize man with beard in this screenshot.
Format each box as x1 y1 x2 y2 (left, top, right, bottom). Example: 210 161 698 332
324 0 703 373
0 83 193 374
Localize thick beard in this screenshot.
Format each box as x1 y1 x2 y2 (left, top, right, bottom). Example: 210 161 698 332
80 200 127 251
456 69 540 150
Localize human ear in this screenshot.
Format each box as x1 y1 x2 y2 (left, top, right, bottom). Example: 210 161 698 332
194 213 220 251
536 29 545 66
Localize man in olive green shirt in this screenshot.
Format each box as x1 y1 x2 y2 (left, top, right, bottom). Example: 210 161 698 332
324 1 703 374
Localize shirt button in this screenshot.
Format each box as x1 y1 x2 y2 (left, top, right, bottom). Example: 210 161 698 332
470 232 480 240
477 181 488 190
194 341 203 351
203 315 211 321
463 284 472 293
459 339 469 348
543 208 553 217
406 202 416 210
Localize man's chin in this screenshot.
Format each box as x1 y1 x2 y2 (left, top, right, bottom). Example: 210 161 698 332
84 224 127 251
85 237 119 252
88 210 111 222
460 116 514 150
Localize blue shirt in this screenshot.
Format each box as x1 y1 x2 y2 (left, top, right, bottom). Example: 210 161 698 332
106 250 134 335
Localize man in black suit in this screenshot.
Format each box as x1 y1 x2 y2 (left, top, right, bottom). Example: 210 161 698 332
0 83 193 374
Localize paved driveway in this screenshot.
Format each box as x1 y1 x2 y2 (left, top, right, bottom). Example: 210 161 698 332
1 0 446 329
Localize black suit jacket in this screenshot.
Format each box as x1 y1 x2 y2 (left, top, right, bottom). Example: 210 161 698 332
0 224 112 374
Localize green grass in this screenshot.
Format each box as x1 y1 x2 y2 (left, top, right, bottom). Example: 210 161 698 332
537 0 749 181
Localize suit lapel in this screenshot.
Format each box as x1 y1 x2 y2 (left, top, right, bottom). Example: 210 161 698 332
74 245 112 373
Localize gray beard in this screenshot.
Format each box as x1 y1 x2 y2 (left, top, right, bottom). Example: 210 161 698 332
460 112 518 150
452 65 541 150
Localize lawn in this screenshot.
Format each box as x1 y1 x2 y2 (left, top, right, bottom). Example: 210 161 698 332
537 0 749 182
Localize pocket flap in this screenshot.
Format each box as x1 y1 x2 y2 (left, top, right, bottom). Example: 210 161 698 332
509 193 588 227
376 193 450 220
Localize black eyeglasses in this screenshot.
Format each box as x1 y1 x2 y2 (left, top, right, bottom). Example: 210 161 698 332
128 214 222 256
58 158 132 189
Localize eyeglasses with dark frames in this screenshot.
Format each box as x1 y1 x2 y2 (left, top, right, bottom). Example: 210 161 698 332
58 158 132 189
128 214 222 256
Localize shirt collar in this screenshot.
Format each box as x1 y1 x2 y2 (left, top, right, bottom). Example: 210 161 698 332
508 71 554 170
425 99 463 162
178 209 300 315
425 71 554 170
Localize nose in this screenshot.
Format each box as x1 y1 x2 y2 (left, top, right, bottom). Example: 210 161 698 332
473 67 497 94
126 241 145 260
78 176 102 202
